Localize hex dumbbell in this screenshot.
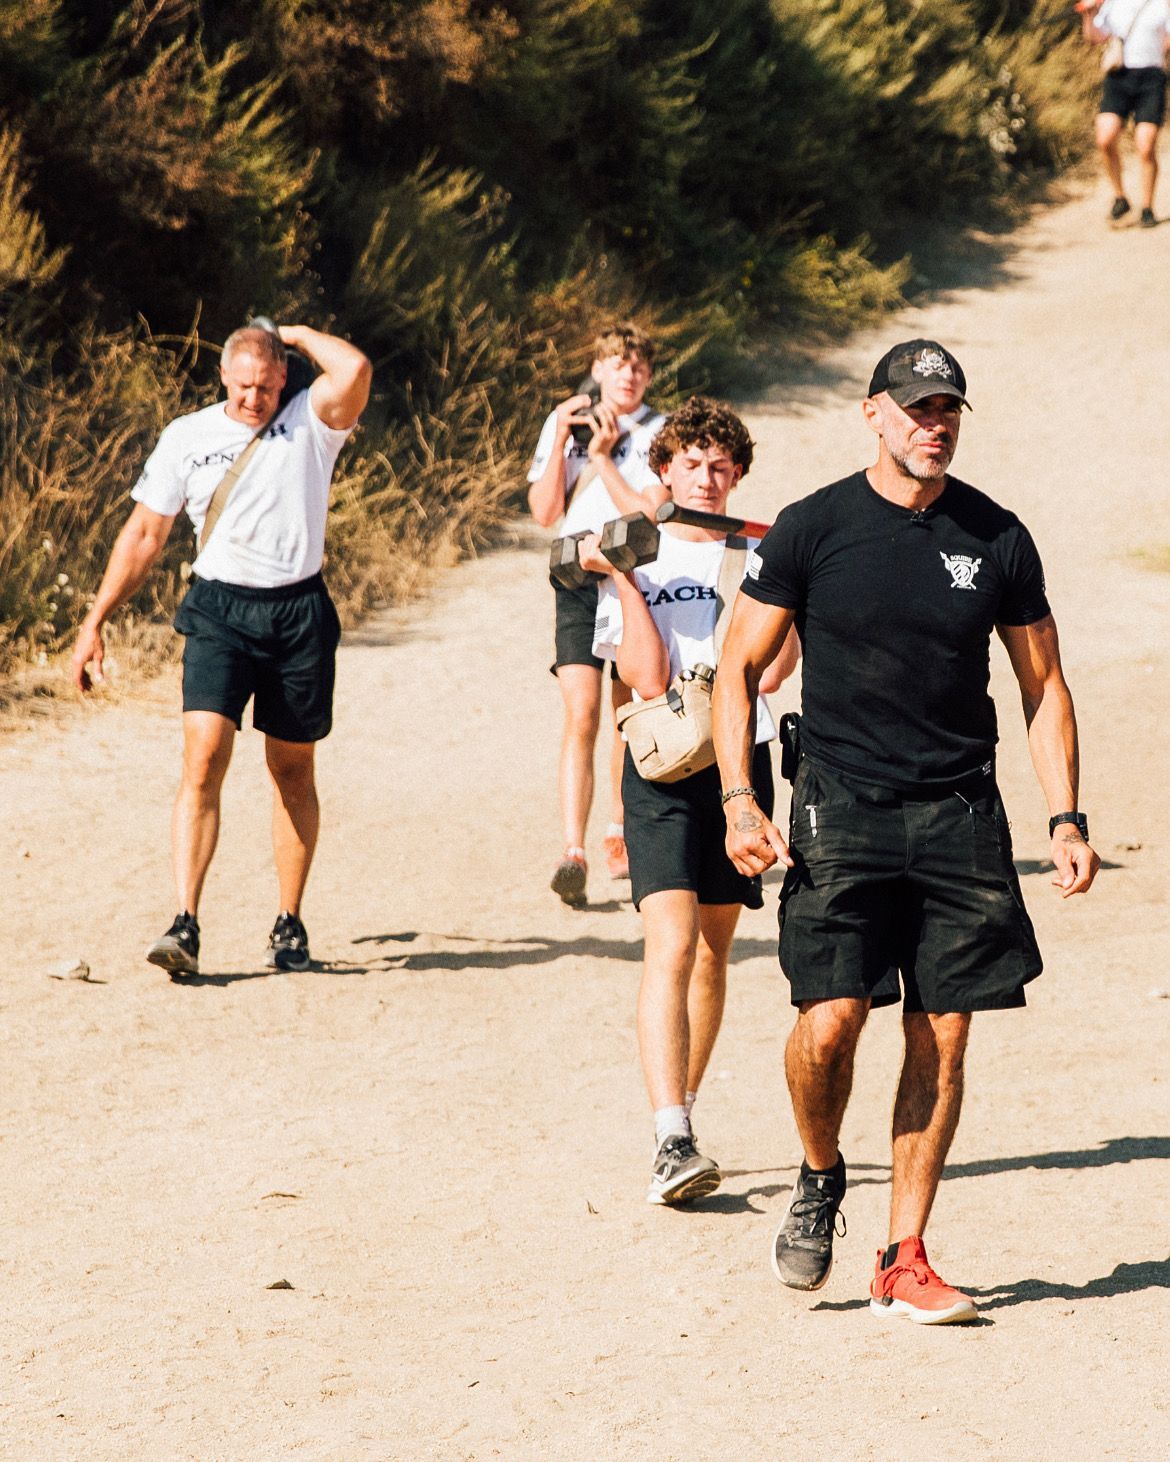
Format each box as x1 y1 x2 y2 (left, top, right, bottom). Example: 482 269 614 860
549 530 596 590
598 512 660 574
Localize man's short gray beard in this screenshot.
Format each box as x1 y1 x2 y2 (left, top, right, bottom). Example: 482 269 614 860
889 446 950 482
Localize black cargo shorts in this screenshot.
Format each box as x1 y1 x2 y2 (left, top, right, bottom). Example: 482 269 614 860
778 757 1042 1012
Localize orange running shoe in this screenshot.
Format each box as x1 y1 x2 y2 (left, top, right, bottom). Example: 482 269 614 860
603 824 630 880
869 1236 977 1325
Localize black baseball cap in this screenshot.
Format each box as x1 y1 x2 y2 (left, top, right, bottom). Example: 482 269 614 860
867 339 971 410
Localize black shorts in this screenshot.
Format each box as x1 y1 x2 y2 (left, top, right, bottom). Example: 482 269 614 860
623 741 775 911
778 758 1042 1013
550 578 603 674
173 573 342 743
1101 66 1167 126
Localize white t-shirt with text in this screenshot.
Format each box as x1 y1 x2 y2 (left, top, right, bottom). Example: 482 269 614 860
527 402 665 536
1097 0 1170 68
593 532 777 744
131 389 353 588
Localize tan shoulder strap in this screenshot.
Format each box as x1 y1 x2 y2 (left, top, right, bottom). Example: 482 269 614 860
564 458 600 512
197 425 270 554
714 534 748 657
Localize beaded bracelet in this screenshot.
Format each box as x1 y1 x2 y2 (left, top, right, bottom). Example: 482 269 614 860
720 786 758 807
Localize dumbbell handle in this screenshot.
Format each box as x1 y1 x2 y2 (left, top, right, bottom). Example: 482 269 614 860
655 502 772 537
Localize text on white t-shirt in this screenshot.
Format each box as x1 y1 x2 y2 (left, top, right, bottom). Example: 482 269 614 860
131 389 353 588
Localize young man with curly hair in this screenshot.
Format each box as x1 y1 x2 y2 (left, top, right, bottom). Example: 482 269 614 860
579 397 797 1204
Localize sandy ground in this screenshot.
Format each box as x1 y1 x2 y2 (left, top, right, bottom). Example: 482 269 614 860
3 175 1170 1460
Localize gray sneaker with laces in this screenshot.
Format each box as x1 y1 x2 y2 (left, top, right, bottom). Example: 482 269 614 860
646 1134 721 1205
146 912 200 976
771 1153 847 1290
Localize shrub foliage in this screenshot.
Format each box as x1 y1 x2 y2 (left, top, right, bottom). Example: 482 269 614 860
0 0 1092 672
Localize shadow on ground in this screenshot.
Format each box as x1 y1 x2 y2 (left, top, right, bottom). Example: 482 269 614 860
168 968 282 988
700 1137 1170 1215
812 1254 1170 1316
347 929 779 971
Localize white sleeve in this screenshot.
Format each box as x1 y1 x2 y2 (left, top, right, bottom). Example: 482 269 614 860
130 420 188 517
592 577 622 662
1096 0 1118 34
527 411 560 483
304 390 353 477
306 390 355 447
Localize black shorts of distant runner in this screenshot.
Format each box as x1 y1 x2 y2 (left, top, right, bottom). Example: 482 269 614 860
173 572 342 743
778 757 1042 1013
623 741 775 911
1101 66 1167 127
549 576 604 674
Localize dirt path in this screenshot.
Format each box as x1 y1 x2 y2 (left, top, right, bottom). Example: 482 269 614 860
3 177 1169 1459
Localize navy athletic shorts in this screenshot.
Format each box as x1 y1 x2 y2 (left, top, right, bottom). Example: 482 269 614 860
550 577 604 674
1101 66 1166 127
778 757 1042 1013
173 572 342 743
623 740 776 911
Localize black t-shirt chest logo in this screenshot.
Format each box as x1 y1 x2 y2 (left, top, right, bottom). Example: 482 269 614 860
939 551 982 591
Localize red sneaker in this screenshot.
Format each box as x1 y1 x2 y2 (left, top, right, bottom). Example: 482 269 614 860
869 1236 977 1325
602 827 630 880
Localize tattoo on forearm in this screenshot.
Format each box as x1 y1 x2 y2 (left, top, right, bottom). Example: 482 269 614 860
734 811 763 834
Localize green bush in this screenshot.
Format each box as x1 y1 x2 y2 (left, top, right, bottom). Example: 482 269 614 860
0 0 1096 676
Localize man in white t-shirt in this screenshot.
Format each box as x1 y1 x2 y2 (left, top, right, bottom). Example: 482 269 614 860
71 322 372 976
580 397 797 1205
1081 0 1170 225
527 322 667 906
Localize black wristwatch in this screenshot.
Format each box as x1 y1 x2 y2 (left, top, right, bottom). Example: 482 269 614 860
1049 811 1089 841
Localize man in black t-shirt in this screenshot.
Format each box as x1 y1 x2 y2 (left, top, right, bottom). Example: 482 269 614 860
712 339 1099 1325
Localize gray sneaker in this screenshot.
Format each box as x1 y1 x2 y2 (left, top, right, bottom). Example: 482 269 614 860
146 912 200 976
646 1134 721 1205
771 1153 847 1290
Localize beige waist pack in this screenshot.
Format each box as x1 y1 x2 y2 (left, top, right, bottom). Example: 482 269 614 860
617 664 717 782
615 536 747 784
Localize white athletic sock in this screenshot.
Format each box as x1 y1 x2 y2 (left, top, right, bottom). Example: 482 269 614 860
654 1105 691 1147
605 821 624 839
685 1090 697 1117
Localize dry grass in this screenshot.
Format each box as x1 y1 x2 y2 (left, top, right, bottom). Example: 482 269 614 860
0 1 1099 711
1133 546 1170 575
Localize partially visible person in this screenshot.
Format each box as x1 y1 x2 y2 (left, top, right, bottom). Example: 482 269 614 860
1081 0 1170 227
581 397 797 1205
527 323 668 906
72 322 372 976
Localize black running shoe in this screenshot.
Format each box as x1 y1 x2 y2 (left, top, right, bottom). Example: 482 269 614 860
771 1153 847 1290
550 848 587 907
646 1134 721 1205
1141 207 1157 228
266 911 311 971
1110 196 1131 221
146 912 200 976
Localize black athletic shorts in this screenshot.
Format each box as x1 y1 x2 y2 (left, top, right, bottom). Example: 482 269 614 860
623 740 775 911
550 577 603 674
778 757 1042 1012
173 572 342 743
1101 66 1167 126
